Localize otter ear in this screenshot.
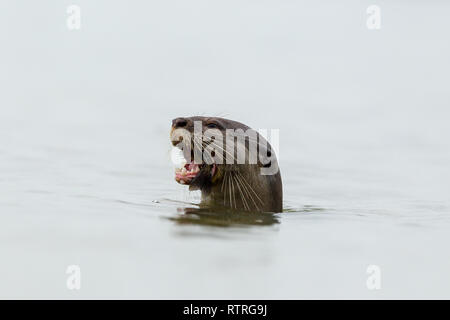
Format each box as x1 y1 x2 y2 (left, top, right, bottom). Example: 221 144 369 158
257 143 279 175
257 142 272 167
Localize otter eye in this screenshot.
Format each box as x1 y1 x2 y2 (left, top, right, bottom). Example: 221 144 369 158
206 123 219 129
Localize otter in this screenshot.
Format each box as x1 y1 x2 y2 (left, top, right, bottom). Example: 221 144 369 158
170 116 282 213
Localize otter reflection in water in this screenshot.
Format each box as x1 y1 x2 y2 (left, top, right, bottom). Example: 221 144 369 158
170 116 282 213
169 207 280 227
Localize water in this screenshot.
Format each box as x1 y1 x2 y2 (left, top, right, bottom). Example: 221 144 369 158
1 1 450 299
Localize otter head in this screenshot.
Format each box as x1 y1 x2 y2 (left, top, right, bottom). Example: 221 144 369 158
170 116 282 213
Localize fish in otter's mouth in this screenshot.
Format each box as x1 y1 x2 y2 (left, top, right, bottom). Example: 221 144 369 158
170 116 283 213
174 162 216 185
171 132 217 190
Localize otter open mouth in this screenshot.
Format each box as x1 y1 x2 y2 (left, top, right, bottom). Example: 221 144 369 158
175 161 217 185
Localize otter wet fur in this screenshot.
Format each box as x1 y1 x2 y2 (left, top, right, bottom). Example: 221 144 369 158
170 116 282 213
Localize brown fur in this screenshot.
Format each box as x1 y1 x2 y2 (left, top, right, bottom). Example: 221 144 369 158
171 116 282 213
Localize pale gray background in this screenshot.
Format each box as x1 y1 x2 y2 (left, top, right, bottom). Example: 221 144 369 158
0 1 449 298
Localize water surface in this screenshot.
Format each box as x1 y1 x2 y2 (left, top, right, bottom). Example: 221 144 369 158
1 1 449 299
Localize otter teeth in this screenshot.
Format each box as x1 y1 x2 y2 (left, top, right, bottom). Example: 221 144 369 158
188 167 200 174
174 164 201 182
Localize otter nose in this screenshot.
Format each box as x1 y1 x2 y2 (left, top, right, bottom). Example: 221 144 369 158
172 117 188 128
